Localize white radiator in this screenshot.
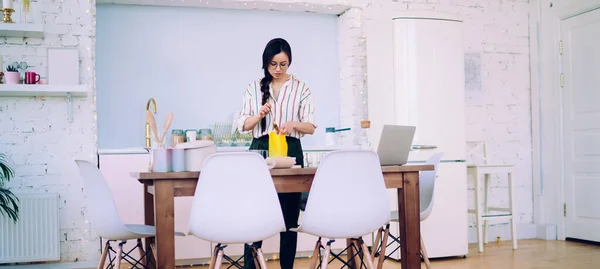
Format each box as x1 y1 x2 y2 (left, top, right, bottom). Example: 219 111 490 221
0 193 60 264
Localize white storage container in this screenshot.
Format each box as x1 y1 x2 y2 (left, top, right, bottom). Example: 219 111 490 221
174 140 217 171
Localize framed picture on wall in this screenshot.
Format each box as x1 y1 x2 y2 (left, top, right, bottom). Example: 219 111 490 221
48 48 79 85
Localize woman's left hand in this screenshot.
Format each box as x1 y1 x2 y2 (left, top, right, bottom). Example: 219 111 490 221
279 121 297 135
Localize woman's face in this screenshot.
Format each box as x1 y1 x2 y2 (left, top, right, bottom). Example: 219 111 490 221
268 52 289 79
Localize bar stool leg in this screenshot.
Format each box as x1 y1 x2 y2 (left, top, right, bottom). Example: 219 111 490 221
475 171 484 253
508 172 518 250
483 173 490 244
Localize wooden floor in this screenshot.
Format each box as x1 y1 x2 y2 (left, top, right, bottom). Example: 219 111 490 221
110 239 600 269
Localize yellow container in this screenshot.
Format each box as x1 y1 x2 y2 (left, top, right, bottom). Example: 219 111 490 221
268 130 288 157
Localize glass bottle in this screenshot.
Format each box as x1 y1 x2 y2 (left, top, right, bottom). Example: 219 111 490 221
171 129 185 147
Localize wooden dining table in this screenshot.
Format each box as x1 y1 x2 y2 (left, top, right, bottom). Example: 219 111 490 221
130 164 433 269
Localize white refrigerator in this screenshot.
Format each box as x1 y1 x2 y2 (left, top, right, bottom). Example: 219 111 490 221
369 10 469 259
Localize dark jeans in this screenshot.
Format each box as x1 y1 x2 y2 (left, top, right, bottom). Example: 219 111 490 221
243 135 304 269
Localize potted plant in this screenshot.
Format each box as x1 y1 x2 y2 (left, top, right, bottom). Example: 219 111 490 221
4 64 20 84
0 153 19 224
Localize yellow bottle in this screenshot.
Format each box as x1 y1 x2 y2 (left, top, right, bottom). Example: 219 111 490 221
268 130 288 157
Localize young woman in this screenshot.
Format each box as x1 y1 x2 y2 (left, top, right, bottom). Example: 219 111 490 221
237 38 317 269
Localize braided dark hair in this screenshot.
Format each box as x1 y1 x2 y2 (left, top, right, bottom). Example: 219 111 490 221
259 38 292 133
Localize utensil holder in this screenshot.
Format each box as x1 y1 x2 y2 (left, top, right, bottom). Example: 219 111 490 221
152 148 172 172
171 148 185 172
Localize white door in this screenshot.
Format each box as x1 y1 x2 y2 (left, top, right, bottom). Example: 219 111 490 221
561 7 600 242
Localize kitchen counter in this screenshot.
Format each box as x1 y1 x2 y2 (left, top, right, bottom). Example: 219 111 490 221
98 147 150 155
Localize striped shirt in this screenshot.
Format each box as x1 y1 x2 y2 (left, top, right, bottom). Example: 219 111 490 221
237 74 317 139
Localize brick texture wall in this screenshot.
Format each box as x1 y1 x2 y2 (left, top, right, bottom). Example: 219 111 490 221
0 0 531 263
0 0 98 262
360 0 533 230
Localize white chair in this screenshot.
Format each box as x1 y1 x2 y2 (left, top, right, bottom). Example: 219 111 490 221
372 152 444 269
466 141 517 252
74 159 185 269
187 152 286 269
293 150 391 269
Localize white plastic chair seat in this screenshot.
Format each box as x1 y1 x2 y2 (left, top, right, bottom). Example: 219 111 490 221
190 221 286 245
188 152 286 245
74 160 187 241
102 224 186 241
389 153 443 223
372 153 443 269
294 150 391 239
292 221 387 240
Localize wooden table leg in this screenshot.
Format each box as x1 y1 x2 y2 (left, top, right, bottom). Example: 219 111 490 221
398 172 421 269
144 182 156 269
154 180 176 269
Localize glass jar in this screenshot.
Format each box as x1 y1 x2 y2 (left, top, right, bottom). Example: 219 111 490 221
171 129 185 147
198 129 212 140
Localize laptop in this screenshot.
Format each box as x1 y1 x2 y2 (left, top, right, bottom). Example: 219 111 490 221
377 125 416 166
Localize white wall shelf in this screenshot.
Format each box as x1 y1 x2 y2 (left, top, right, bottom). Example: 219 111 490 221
0 23 44 38
0 84 88 97
0 84 88 122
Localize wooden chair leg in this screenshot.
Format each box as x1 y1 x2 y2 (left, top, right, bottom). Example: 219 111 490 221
150 243 158 266
352 240 363 268
214 248 224 269
320 242 331 269
361 242 376 269
137 239 147 267
256 248 268 269
208 245 219 269
309 239 322 269
116 242 124 269
377 226 390 269
420 235 431 269
371 228 382 262
97 241 109 269
251 246 261 269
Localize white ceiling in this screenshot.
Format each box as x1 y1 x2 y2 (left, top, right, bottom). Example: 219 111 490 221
95 0 353 15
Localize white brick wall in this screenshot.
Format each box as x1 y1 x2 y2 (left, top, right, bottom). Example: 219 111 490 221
0 0 531 263
364 0 533 230
338 7 369 146
0 0 98 263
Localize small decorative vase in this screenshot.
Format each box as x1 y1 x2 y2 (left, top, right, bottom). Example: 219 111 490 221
4 71 20 84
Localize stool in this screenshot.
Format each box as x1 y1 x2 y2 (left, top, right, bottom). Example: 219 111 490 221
467 165 517 252
466 141 517 252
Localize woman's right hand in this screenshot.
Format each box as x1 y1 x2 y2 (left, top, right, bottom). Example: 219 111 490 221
258 103 272 118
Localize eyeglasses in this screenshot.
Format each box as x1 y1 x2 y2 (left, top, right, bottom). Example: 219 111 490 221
269 62 288 69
